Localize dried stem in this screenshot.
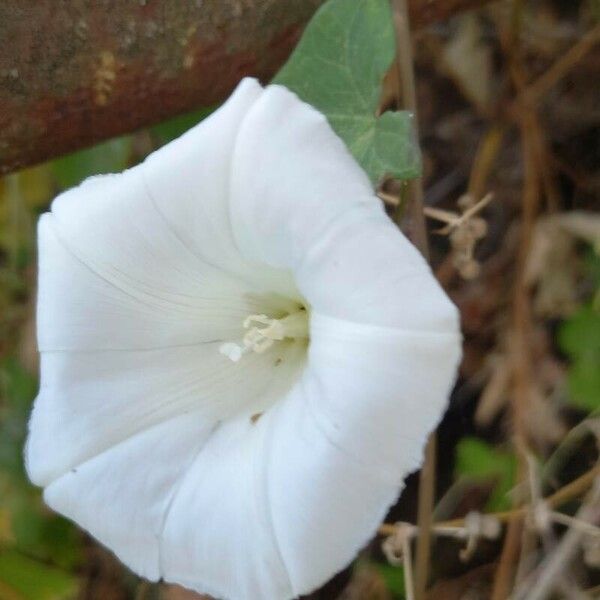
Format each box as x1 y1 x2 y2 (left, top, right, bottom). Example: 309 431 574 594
467 125 505 200
378 462 600 545
403 532 416 600
389 2 436 599
390 0 429 260
549 510 600 537
488 1 541 595
521 23 600 105
492 518 524 600
431 121 503 284
382 4 599 598
546 464 600 509
413 436 437 599
512 480 600 600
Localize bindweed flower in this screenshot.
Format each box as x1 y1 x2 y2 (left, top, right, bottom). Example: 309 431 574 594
26 78 461 600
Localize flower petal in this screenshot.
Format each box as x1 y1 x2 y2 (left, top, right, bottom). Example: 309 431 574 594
264 383 404 595
305 311 461 477
142 77 261 273
296 207 458 331
159 414 294 600
40 341 307 600
37 213 265 351
40 82 299 353
158 396 393 600
142 77 297 298
43 410 214 581
229 84 377 270
27 340 306 487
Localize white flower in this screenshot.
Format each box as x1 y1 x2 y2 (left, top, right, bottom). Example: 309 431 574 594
26 78 461 600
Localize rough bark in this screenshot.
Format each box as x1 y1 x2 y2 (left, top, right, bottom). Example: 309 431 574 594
0 0 494 174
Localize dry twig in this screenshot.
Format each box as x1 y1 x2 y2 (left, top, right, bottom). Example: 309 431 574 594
520 23 600 105
389 3 438 599
513 479 600 600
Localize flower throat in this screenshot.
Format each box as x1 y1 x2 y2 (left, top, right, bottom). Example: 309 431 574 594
219 307 309 363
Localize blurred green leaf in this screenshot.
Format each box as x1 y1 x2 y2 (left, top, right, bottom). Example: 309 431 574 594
150 106 215 146
376 563 406 598
0 358 81 569
10 503 81 571
1 358 37 412
52 136 132 190
13 166 53 210
0 552 77 600
274 0 421 184
455 438 516 511
585 250 600 288
0 358 37 477
559 305 600 411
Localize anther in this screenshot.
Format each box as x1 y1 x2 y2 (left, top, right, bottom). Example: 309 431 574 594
219 309 308 363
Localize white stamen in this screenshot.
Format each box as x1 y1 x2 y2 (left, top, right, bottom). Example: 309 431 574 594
219 309 309 363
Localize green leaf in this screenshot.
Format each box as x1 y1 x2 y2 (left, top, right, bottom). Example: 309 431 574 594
455 438 517 511
584 249 600 290
0 358 81 569
10 503 81 570
0 552 78 600
376 563 406 598
274 0 420 184
567 359 600 411
0 358 37 477
52 136 132 190
559 305 600 411
150 106 215 146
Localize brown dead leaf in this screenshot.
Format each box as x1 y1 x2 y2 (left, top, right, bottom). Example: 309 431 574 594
442 14 493 114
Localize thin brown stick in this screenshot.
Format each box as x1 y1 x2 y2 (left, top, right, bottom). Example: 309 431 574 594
378 462 600 536
546 463 600 509
390 2 435 599
414 436 437 599
403 531 416 600
391 0 429 260
491 114 540 599
512 24 600 215
512 480 600 600
489 1 540 595
492 518 524 600
467 125 505 200
521 23 600 105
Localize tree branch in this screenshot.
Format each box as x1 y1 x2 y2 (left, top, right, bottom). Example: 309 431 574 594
0 0 497 175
